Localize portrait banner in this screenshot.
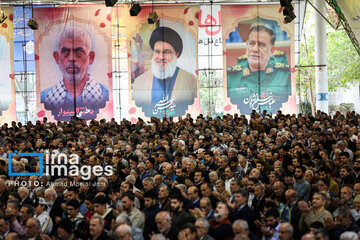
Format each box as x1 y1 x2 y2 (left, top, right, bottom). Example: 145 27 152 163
222 5 296 115
126 5 200 121
34 6 113 122
0 7 17 124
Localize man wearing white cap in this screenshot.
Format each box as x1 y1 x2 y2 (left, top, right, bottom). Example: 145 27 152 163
34 197 53 234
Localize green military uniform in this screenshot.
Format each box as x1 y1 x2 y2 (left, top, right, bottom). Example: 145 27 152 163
227 51 291 114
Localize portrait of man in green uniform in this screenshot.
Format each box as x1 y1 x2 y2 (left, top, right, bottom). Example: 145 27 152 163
227 24 291 114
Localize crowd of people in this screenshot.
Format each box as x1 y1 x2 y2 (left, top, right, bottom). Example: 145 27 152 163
0 110 360 240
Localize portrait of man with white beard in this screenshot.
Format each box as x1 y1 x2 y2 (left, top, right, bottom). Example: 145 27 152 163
132 26 197 118
40 25 109 121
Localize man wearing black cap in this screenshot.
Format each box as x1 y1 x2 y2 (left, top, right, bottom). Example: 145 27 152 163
132 26 197 118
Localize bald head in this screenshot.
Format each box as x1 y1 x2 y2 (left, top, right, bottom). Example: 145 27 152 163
279 222 293 240
285 189 297 203
232 219 249 236
155 211 171 234
301 233 315 240
116 224 132 240
249 168 260 179
273 181 285 197
26 218 40 238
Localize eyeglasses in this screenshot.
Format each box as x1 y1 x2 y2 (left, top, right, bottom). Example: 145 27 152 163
154 49 174 57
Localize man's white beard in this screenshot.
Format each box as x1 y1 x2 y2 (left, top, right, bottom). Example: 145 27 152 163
151 56 177 80
63 63 86 83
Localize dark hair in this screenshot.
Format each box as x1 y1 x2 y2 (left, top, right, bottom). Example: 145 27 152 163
143 190 157 199
265 208 279 219
317 178 329 187
313 228 329 238
234 189 248 199
204 151 214 157
194 169 204 177
181 223 197 234
93 195 107 205
0 215 10 224
339 152 350 158
318 166 330 174
295 165 306 173
22 204 34 215
264 200 277 209
66 199 80 210
8 192 21 202
85 192 96 202
7 199 20 210
340 165 352 173
175 152 183 157
310 221 325 229
248 178 259 184
169 188 184 203
121 192 135 202
68 186 79 194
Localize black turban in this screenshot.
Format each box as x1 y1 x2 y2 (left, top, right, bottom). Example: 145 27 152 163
149 26 183 57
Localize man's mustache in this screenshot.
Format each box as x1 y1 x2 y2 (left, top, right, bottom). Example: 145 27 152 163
65 63 80 72
156 59 168 64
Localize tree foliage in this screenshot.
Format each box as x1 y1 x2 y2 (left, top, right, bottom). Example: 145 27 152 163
298 5 360 101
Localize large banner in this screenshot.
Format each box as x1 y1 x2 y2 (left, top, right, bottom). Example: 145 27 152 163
34 6 113 122
0 7 17 123
222 5 296 115
332 0 360 54
126 6 201 120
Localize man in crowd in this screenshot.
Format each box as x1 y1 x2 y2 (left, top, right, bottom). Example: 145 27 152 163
89 216 111 240
118 192 145 230
25 218 42 240
155 211 178 239
34 198 53 234
209 202 233 240
195 218 214 240
299 192 333 233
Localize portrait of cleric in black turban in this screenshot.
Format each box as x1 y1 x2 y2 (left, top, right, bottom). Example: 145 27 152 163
132 26 197 118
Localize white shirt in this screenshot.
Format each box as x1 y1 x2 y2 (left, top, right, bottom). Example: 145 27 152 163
36 211 53 234
225 177 234 192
